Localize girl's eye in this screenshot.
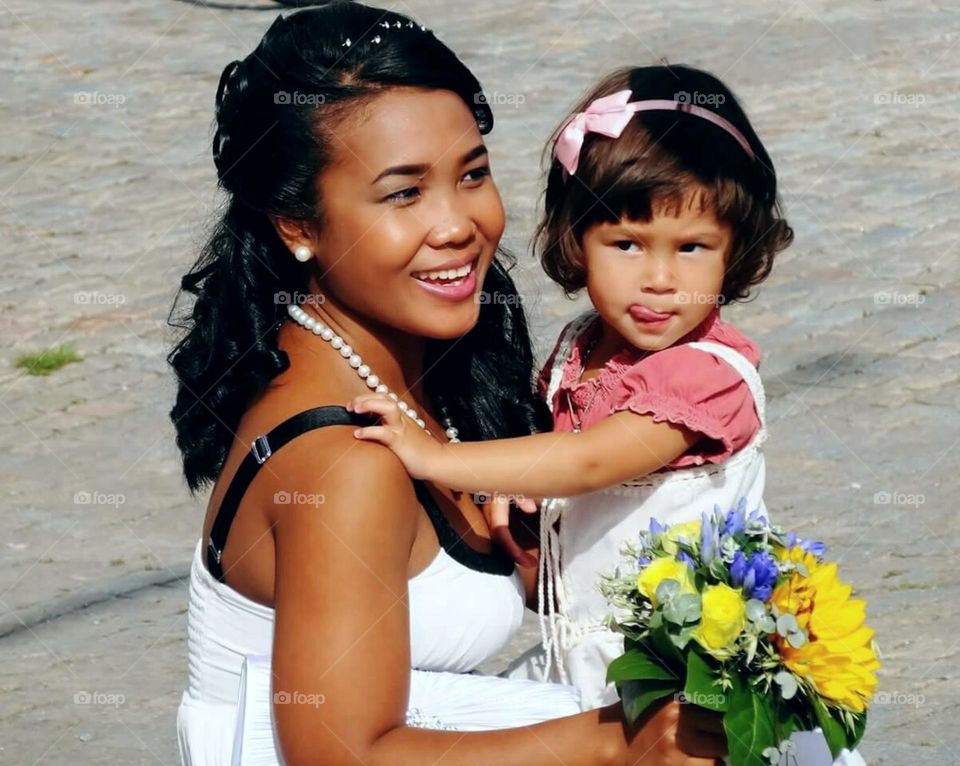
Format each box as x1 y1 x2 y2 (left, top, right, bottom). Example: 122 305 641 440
614 240 642 253
462 166 491 185
384 186 421 205
679 242 709 253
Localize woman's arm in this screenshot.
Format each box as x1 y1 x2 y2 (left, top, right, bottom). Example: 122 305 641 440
349 394 699 499
267 430 721 766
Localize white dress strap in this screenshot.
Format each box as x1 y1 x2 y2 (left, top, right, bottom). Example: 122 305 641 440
544 310 597 406
684 341 766 438
537 311 596 685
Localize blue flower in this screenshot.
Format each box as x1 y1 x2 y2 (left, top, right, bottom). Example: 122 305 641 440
701 511 719 565
677 551 696 569
729 550 779 602
744 507 770 536
722 498 748 536
649 518 667 535
785 531 827 560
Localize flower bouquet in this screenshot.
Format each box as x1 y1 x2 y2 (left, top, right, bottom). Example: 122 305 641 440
600 500 879 765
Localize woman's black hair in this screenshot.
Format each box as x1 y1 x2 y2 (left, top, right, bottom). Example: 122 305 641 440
168 2 550 491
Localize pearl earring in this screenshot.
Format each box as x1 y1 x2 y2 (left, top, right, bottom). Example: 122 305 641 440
293 245 312 263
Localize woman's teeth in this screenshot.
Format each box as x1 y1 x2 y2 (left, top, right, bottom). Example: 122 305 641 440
412 262 474 283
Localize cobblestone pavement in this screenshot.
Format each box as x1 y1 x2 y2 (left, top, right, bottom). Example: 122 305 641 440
1 0 958 763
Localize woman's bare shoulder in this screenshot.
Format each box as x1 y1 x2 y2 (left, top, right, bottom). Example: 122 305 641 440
261 426 420 538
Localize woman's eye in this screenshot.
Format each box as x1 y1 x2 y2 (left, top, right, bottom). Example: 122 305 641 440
384 187 420 204
679 242 708 253
614 240 641 253
462 166 491 185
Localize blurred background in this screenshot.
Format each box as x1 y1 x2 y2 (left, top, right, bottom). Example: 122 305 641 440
0 0 957 762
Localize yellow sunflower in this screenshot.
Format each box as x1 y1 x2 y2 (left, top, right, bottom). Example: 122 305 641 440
770 546 879 713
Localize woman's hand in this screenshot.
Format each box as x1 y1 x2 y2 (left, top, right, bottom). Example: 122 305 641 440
347 393 444 479
482 492 539 568
622 700 727 765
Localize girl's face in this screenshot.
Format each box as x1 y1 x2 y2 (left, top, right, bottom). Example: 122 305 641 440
581 189 731 352
309 87 505 340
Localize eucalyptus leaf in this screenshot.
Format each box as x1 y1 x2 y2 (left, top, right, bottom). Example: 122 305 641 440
786 629 807 649
776 613 799 637
759 615 777 634
675 593 702 623
774 670 798 700
761 746 781 764
669 624 696 649
656 579 680 604
746 599 768 622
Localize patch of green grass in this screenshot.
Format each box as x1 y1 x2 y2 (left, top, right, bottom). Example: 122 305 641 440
109 558 125 567
15 344 83 376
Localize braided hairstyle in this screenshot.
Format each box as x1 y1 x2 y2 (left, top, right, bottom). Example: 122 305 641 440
168 2 550 492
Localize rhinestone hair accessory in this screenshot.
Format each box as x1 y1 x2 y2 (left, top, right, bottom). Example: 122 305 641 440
343 18 428 47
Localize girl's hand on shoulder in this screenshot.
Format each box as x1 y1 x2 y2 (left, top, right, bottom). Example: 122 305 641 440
347 393 441 479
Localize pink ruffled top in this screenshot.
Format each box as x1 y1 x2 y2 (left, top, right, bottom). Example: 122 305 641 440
538 309 762 470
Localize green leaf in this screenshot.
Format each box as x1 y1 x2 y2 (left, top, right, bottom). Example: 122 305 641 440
723 676 777 766
684 651 728 712
606 647 678 685
812 696 851 758
647 625 686 670
620 678 680 727
847 711 867 748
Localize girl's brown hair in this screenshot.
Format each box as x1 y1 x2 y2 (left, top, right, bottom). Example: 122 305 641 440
536 65 793 302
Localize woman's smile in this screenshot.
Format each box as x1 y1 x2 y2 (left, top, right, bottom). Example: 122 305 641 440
411 255 481 301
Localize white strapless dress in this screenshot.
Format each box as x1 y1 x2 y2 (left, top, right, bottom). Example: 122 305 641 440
176 539 581 766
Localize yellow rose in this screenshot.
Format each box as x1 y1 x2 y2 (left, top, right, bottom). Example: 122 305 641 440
637 556 696 607
694 583 747 658
662 520 702 555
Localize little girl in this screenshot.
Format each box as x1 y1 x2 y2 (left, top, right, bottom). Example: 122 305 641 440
349 65 860 763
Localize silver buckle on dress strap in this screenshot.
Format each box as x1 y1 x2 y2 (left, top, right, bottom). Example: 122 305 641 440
208 539 222 565
251 435 272 464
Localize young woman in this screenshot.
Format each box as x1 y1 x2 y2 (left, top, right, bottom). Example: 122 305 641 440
168 4 726 765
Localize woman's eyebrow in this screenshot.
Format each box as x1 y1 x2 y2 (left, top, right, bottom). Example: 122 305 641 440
371 144 488 184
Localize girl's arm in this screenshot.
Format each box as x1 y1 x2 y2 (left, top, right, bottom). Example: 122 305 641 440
348 393 700 498
267 428 725 766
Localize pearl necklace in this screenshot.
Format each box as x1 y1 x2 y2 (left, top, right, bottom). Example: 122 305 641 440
286 304 461 442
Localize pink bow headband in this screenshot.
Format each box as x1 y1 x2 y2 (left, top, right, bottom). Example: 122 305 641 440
554 89 755 175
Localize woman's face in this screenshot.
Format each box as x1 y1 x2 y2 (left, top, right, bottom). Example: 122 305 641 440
310 87 505 340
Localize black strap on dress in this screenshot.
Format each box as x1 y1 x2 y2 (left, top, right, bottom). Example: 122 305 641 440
206 405 513 583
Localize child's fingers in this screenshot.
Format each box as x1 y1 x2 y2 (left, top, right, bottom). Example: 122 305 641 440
352 425 396 445
348 395 403 425
347 393 394 413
